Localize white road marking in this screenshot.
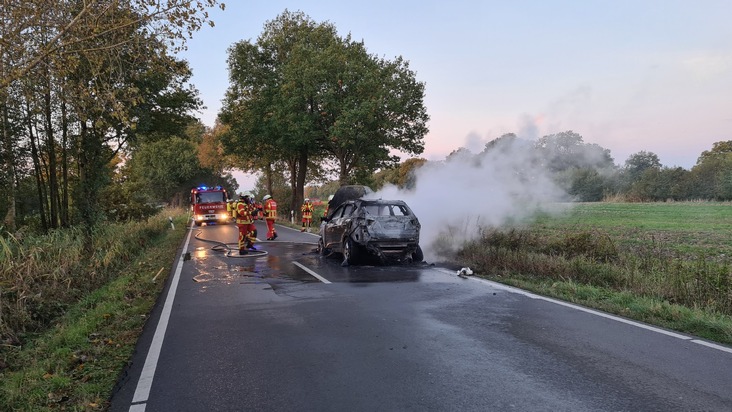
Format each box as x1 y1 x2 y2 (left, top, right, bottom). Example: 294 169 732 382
293 261 332 284
432 267 732 354
129 226 194 411
691 339 732 354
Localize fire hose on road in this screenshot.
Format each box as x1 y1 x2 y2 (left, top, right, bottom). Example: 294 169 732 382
192 229 269 259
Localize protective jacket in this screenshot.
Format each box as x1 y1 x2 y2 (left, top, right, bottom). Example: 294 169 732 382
235 201 255 224
264 198 277 220
301 202 314 220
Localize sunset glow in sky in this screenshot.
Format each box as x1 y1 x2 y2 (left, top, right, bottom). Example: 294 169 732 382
180 0 732 180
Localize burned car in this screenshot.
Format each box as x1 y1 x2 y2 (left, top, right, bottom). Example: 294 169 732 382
317 198 423 265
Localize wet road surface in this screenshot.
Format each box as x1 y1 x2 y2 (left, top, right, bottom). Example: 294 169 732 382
110 221 732 411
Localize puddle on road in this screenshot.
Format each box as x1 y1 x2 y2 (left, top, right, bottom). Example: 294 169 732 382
192 250 317 293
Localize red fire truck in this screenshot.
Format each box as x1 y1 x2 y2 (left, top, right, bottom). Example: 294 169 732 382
190 185 231 226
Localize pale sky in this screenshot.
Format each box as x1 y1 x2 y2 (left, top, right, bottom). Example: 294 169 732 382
179 0 732 178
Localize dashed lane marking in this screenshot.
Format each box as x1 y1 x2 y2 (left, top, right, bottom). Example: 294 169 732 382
293 261 332 284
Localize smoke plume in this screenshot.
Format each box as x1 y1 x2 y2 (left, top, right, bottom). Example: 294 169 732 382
373 137 569 262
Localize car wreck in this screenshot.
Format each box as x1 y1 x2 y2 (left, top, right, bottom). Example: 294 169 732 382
318 198 423 265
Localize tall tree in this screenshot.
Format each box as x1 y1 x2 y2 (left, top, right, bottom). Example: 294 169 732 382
697 141 732 164
687 141 732 200
313 38 428 183
0 1 223 90
624 151 661 178
535 131 615 173
221 10 428 215
220 11 326 214
0 1 222 230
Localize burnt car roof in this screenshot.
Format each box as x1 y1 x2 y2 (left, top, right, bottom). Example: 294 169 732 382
336 199 416 217
327 185 373 218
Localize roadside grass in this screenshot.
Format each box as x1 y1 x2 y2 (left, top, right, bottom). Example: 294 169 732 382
456 202 732 345
0 210 189 411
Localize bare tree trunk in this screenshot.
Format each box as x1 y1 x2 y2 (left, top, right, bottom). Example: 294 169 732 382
265 163 274 196
43 71 59 229
60 95 70 227
1 94 16 232
295 148 308 222
0 34 16 232
26 102 48 232
76 120 106 228
287 157 298 217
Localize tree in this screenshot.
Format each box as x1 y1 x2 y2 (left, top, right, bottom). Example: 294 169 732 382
687 149 732 200
697 141 732 165
220 10 428 217
197 121 235 178
126 137 202 203
564 168 608 202
535 131 615 172
315 45 428 184
220 19 312 214
624 151 661 179
0 1 222 232
371 158 427 191
0 1 223 91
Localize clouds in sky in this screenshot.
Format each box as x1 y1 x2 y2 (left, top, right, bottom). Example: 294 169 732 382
182 0 732 173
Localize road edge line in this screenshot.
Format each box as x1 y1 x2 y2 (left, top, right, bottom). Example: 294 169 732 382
431 267 732 354
129 225 194 410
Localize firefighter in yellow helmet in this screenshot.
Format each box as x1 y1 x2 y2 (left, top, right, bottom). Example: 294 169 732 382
234 193 257 255
300 198 314 232
263 194 278 240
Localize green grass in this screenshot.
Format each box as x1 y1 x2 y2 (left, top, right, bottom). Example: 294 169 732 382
459 202 732 345
0 211 189 411
532 202 732 257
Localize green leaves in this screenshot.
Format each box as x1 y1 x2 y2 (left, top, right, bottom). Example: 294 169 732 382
221 11 428 186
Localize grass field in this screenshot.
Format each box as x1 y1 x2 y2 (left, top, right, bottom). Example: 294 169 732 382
532 202 732 258
459 201 732 345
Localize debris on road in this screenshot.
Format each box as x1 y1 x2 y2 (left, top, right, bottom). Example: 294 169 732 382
457 267 473 278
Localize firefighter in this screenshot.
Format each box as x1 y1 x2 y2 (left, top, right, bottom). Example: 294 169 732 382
300 198 314 232
263 194 278 240
234 193 257 255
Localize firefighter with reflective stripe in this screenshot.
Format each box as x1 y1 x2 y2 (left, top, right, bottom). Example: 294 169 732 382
263 194 278 240
234 193 257 255
300 198 314 232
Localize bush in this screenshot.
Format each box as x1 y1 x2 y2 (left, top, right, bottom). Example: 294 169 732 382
0 208 187 344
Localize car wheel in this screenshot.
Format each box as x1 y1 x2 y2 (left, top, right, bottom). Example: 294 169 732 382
318 238 330 256
194 221 202 226
342 237 360 266
412 245 424 263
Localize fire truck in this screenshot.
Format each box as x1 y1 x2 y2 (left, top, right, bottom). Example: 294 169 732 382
190 185 231 226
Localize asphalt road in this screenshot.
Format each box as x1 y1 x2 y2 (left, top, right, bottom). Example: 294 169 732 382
110 221 732 411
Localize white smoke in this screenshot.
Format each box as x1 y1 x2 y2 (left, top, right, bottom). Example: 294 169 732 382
373 137 570 262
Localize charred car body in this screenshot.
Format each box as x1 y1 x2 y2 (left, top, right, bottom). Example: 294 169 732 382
318 198 423 265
